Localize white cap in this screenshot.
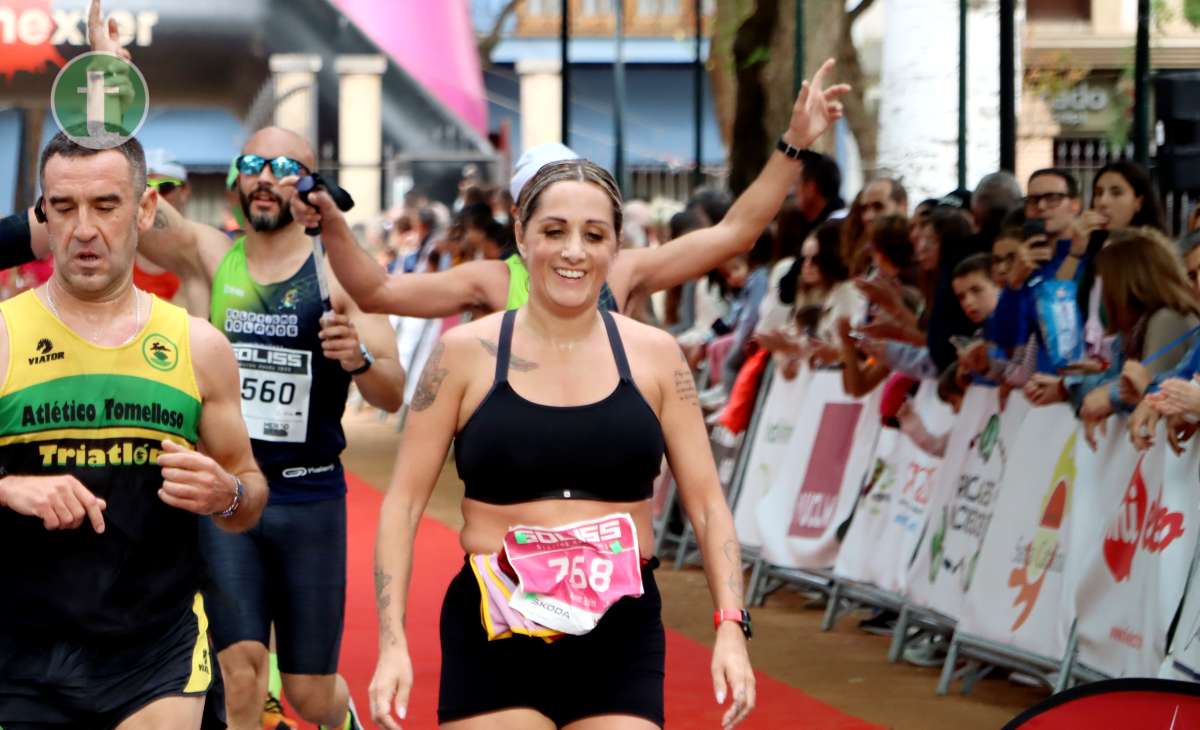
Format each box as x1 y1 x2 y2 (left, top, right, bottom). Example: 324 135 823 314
509 143 579 202
145 148 188 182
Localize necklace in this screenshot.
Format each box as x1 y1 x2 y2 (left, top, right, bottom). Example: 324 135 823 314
45 278 142 346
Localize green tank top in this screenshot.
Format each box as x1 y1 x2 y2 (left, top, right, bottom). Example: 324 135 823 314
503 254 618 312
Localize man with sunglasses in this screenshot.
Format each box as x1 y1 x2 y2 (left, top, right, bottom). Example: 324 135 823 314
133 127 406 730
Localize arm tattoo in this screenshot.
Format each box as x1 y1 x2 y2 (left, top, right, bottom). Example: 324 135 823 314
411 342 448 411
153 209 168 229
375 564 401 644
722 539 745 603
478 338 539 371
674 368 699 406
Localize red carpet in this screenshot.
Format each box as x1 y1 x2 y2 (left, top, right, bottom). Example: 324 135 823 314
314 474 880 729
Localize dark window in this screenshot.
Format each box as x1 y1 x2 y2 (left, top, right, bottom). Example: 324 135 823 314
1027 0 1091 20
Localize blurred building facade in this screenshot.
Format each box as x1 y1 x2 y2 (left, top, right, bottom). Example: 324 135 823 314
474 0 727 201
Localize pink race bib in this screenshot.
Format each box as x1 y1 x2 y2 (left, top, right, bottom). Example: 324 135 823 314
502 513 644 635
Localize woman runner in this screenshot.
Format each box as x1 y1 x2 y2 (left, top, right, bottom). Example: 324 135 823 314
361 159 756 729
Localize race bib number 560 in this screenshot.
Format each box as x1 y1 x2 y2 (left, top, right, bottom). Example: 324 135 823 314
233 344 312 443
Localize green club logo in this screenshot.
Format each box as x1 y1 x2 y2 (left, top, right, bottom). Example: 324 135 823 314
142 333 178 372
51 52 149 150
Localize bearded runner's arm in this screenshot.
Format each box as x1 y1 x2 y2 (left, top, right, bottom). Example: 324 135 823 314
138 198 231 285
291 181 504 317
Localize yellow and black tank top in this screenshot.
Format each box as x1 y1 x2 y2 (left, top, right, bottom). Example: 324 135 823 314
0 289 202 642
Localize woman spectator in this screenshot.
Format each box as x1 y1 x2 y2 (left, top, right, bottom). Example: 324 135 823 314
1076 228 1200 445
1077 161 1166 365
757 220 863 372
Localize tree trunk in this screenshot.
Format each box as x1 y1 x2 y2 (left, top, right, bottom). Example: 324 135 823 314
729 0 780 194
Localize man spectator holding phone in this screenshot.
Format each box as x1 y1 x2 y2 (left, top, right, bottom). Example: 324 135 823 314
994 170 1097 402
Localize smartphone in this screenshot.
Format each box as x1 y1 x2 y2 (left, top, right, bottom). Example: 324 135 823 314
950 335 979 350
1023 217 1047 243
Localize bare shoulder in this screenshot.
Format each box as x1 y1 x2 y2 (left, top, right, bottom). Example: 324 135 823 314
188 316 237 374
611 313 684 366
442 310 506 352
408 313 505 413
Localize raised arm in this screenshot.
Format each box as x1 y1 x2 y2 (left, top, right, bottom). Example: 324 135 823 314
286 178 503 318
157 319 267 533
139 197 230 285
617 59 850 302
369 333 468 729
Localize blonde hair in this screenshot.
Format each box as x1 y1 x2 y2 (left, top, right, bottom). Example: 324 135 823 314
515 159 623 238
1096 226 1200 338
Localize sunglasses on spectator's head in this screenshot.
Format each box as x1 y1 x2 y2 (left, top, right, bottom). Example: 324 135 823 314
236 154 309 179
149 178 185 196
1024 192 1070 208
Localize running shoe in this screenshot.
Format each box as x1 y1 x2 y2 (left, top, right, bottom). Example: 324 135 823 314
261 694 298 730
902 633 949 668
319 697 364 730
857 609 898 636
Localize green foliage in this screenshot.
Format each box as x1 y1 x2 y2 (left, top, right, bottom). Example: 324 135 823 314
1185 0 1200 26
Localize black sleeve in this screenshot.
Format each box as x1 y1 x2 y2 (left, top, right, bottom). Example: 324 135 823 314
0 213 36 270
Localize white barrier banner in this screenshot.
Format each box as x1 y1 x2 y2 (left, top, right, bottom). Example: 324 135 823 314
836 381 953 593
732 365 813 549
871 384 954 594
1161 545 1200 681
755 371 882 569
906 387 1028 619
834 426 901 585
957 399 1076 660
1069 423 1199 677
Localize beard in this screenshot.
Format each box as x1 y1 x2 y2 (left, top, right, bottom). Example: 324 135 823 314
239 185 294 233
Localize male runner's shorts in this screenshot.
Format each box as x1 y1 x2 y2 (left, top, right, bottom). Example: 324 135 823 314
199 496 347 675
0 594 225 729
438 557 666 727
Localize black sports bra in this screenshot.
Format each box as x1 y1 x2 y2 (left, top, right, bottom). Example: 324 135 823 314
454 309 666 505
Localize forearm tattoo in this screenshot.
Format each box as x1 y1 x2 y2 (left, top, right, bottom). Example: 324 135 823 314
153 209 168 229
411 342 448 411
478 338 539 371
722 539 745 603
375 564 401 644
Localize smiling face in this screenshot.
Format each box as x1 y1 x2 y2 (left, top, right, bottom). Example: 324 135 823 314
42 149 154 298
517 179 620 313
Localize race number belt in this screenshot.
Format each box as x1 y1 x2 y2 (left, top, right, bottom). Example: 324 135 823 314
232 343 313 443
473 513 645 638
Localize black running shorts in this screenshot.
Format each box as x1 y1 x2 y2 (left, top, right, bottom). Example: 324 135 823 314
0 593 225 729
438 558 666 727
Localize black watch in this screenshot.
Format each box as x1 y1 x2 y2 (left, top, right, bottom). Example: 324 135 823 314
347 344 374 375
776 137 805 160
